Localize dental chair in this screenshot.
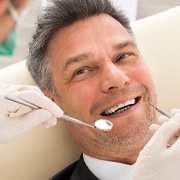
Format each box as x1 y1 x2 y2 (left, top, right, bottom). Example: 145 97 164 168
0 6 180 180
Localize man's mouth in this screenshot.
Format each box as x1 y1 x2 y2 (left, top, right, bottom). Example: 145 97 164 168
100 97 140 116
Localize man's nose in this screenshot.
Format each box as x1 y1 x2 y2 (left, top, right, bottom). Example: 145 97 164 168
99 63 130 93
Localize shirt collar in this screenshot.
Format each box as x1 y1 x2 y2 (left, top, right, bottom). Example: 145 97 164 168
83 154 135 180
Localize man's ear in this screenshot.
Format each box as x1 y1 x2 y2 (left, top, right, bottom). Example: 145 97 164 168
42 90 56 102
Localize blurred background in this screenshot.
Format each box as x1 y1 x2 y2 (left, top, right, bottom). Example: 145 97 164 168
0 0 179 69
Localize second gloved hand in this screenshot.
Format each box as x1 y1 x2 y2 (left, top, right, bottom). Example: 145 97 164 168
0 83 63 143
131 109 180 180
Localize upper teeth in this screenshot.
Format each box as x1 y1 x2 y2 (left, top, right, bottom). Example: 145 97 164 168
103 99 135 115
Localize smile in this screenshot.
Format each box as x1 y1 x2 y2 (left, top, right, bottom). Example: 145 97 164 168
101 97 140 116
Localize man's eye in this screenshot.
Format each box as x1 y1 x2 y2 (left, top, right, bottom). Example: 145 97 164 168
76 68 88 75
116 53 130 62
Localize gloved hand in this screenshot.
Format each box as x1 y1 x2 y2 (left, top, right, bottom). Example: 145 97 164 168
131 109 180 180
149 114 169 134
0 83 63 143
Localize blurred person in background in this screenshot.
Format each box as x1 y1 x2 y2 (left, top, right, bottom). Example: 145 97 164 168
0 0 30 56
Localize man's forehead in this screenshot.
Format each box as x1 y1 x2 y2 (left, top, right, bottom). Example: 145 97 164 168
50 13 127 39
47 14 133 65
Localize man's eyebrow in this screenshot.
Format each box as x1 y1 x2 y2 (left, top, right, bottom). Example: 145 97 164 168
63 53 94 72
112 41 136 51
62 41 136 71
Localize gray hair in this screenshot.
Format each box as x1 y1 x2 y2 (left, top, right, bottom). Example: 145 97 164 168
26 0 134 94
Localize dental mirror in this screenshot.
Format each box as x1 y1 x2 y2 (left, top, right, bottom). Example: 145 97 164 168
4 95 113 131
62 114 113 131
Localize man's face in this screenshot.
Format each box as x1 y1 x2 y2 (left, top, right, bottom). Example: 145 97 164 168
47 14 157 164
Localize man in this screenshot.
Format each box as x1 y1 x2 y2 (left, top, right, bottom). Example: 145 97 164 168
1 0 180 179
25 0 167 179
